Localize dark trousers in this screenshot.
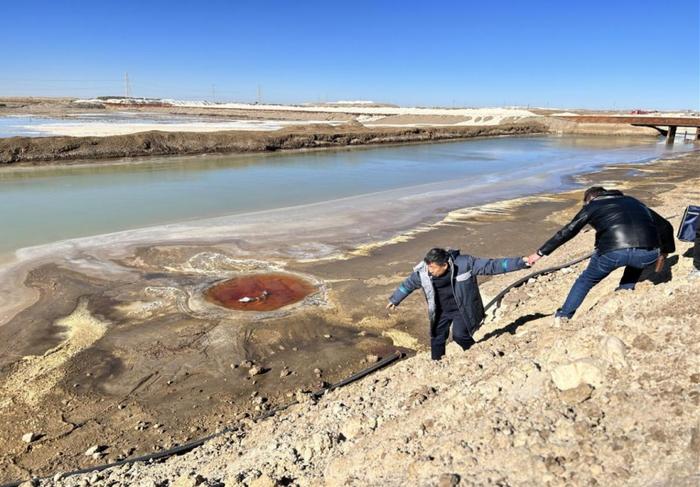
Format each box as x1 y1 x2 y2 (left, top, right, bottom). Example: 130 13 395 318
695 225 700 270
431 312 475 360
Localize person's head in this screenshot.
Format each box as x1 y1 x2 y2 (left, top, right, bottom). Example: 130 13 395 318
424 248 450 277
583 186 608 204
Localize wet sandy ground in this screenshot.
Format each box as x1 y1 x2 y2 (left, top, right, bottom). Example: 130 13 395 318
0 149 698 482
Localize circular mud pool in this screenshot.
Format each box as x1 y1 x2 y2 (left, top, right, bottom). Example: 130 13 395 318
205 273 316 311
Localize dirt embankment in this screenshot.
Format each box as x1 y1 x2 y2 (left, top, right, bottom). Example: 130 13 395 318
0 122 547 165
540 117 661 136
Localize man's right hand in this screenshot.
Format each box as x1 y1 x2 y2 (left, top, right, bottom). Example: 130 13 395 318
386 302 397 311
526 252 542 266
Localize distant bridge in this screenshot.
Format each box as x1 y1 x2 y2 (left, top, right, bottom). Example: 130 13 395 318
552 115 700 144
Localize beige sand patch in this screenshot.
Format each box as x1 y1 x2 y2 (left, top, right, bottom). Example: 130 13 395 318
0 299 108 409
382 329 421 350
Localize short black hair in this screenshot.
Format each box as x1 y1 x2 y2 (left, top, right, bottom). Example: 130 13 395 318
583 186 607 203
424 248 449 265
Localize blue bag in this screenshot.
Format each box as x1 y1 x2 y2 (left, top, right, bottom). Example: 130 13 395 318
677 205 699 242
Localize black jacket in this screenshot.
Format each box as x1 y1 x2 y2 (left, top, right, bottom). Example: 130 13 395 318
539 191 673 256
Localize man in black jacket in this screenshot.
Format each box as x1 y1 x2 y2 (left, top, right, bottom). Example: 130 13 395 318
387 248 528 360
527 186 673 323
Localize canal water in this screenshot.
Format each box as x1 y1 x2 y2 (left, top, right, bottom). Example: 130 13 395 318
0 135 693 257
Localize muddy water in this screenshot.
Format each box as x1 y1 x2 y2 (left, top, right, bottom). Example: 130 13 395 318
0 135 693 256
205 273 317 311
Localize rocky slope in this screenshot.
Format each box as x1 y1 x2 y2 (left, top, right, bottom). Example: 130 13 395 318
19 165 698 487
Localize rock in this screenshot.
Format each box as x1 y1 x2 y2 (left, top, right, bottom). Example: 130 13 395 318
249 474 276 487
280 367 291 378
314 368 323 377
172 473 206 487
551 359 603 391
22 432 41 443
558 383 593 404
438 473 461 486
240 360 254 368
248 365 263 377
365 354 380 364
340 417 365 439
600 335 628 368
632 333 655 351
690 427 700 456
84 444 106 456
402 385 437 408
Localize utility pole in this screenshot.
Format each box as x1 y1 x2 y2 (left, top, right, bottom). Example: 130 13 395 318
257 84 262 104
124 72 132 99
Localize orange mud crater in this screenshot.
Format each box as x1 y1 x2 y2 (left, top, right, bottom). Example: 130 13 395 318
205 273 317 311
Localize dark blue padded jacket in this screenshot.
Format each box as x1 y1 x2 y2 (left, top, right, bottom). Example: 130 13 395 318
389 249 527 337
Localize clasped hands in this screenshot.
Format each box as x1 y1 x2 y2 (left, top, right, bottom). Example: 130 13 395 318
525 252 543 267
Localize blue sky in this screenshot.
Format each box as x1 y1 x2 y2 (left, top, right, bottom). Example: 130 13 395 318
1 1 698 109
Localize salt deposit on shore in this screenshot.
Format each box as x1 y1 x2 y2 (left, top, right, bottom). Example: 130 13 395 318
19 119 345 137
7 103 537 137
80 97 537 118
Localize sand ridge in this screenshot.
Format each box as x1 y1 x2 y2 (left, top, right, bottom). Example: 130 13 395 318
0 298 108 409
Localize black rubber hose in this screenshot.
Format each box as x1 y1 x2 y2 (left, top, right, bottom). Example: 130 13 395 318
1 351 404 487
483 252 593 312
247 350 404 422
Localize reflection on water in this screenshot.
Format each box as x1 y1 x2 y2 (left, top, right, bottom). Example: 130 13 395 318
0 135 693 255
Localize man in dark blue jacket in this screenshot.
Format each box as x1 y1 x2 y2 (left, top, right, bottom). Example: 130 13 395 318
387 248 528 360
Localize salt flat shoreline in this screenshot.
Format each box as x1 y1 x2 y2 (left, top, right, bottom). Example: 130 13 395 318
1 147 698 484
